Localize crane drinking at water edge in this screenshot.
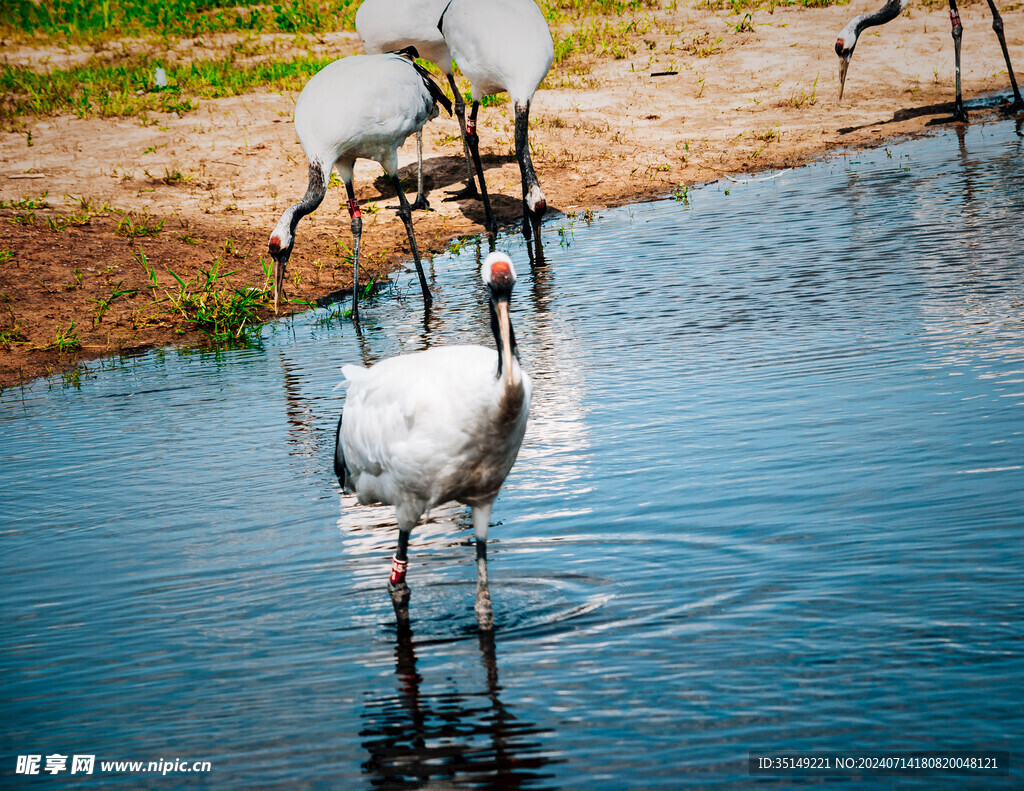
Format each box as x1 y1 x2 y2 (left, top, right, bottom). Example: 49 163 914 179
835 0 1023 120
267 50 451 320
334 252 532 630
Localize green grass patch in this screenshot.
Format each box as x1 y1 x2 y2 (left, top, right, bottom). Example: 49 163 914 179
42 320 82 352
541 0 659 24
1 52 336 126
91 280 138 327
1 0 359 44
163 258 272 341
0 192 50 211
115 211 164 238
550 17 652 65
0 324 27 346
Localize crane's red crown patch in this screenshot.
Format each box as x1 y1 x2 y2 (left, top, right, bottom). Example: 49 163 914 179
489 260 514 289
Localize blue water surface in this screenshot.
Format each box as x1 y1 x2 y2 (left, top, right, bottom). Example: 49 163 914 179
2 118 1023 789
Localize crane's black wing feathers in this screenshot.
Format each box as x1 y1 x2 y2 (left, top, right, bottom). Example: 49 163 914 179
414 61 452 116
437 0 455 34
334 411 351 490
391 48 453 116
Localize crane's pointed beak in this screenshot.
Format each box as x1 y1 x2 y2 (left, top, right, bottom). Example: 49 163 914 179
495 299 514 387
838 56 850 102
273 258 285 314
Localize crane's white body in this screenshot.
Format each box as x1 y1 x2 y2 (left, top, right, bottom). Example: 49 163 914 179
290 53 437 189
268 51 439 315
335 251 528 628
356 0 454 74
340 345 532 534
440 0 553 105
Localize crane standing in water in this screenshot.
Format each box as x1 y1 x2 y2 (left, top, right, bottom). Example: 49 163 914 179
267 51 451 319
834 0 1023 121
355 0 478 208
335 252 532 631
439 0 554 254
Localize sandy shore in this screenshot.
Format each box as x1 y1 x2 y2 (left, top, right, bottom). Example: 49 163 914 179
2 0 1022 388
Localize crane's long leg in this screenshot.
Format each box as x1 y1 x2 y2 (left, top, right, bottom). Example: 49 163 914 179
984 0 1024 112
444 73 480 201
948 0 969 122
514 101 545 265
464 102 498 235
389 528 412 626
411 129 429 211
472 503 495 631
345 181 362 323
391 176 432 307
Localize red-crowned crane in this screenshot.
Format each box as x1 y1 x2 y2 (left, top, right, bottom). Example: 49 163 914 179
439 0 554 255
334 251 532 630
355 0 478 207
835 0 1023 121
267 50 451 320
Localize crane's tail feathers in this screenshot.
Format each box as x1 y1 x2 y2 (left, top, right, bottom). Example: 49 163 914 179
334 411 351 490
341 363 370 382
334 363 367 391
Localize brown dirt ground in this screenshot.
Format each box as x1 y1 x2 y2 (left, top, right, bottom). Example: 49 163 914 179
2 0 1022 389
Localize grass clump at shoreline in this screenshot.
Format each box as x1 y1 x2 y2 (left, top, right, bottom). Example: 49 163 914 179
164 259 274 342
0 52 335 127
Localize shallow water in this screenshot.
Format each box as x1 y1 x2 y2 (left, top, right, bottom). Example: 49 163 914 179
2 118 1023 789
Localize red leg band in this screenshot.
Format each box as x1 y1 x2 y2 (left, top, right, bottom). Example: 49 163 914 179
466 118 476 136
347 198 361 218
389 556 408 585
949 7 961 27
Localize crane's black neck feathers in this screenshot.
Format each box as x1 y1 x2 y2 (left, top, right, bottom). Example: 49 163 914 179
294 161 327 234
851 0 905 48
488 288 519 380
272 161 326 261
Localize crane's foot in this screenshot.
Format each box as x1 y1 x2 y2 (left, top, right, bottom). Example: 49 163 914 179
1000 96 1024 115
388 579 411 626
391 198 430 213
953 103 969 123
443 183 480 202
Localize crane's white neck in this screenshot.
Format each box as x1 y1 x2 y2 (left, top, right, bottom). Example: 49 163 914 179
494 300 522 389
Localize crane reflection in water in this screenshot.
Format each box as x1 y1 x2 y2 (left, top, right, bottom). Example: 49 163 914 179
360 626 557 789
